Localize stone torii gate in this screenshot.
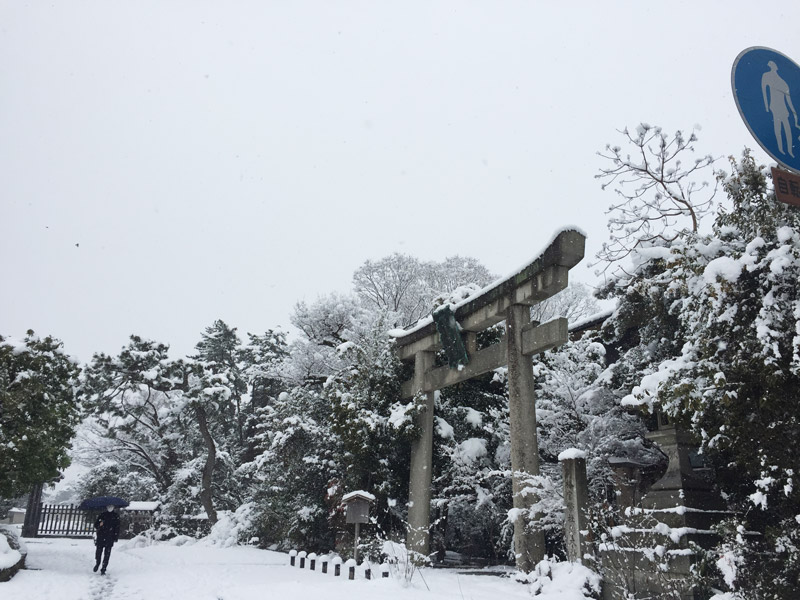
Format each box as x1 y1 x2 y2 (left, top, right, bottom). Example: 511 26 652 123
393 229 585 572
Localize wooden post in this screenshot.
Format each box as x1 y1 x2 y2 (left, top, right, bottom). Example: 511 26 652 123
506 304 546 572
407 351 436 561
354 522 360 563
363 561 371 580
298 551 306 568
560 453 590 563
309 552 317 570
333 556 342 576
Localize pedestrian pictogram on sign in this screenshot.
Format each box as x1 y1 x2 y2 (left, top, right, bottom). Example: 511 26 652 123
733 47 800 174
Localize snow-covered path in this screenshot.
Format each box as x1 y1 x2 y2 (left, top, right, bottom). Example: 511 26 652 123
4 537 593 600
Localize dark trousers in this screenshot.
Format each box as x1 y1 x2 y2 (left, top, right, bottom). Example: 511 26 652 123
95 542 113 569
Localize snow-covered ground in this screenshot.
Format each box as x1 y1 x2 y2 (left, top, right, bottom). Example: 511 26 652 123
3 534 598 600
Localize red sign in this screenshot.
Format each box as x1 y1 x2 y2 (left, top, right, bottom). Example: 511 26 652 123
772 167 800 207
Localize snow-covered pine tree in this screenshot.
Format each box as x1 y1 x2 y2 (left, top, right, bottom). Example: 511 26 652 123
79 336 198 522
325 309 410 538
193 320 249 451
238 329 289 464
0 331 81 499
240 296 357 550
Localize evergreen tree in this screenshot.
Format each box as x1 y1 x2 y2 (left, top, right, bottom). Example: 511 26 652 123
80 336 191 496
432 368 514 562
80 333 230 526
604 151 800 597
0 331 81 498
193 320 248 450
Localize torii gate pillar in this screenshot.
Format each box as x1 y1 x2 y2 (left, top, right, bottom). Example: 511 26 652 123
506 303 546 572
407 351 436 557
396 229 586 571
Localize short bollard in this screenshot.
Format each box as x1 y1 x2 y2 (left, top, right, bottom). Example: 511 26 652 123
309 552 317 571
345 558 356 580
381 562 390 578
289 549 297 566
362 560 371 580
321 557 328 574
298 550 307 569
333 556 342 577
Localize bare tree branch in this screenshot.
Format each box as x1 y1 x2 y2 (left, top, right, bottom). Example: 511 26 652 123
593 124 718 278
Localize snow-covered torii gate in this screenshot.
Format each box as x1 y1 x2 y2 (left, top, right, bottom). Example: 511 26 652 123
393 229 585 572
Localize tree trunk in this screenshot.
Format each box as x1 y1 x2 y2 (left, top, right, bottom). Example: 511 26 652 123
193 404 218 525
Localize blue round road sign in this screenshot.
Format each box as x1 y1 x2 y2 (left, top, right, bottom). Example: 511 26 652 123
732 47 800 173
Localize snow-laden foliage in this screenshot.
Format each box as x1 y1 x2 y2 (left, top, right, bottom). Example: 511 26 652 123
200 502 259 548
240 304 414 551
602 151 800 598
431 362 515 561
78 324 289 529
521 556 602 599
535 335 663 500
0 331 81 498
79 337 191 496
69 460 158 503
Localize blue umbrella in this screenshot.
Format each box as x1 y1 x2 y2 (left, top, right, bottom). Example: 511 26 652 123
78 496 129 510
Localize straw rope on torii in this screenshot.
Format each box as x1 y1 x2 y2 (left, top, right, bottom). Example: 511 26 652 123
391 228 586 573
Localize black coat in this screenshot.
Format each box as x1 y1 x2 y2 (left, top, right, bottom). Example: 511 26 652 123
94 511 120 546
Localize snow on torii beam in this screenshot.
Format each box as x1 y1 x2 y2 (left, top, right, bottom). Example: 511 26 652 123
392 228 586 572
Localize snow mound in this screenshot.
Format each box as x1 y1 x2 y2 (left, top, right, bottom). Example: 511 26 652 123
0 526 23 570
558 448 587 461
520 557 601 599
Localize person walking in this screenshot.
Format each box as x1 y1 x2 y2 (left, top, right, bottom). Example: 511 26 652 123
93 505 120 574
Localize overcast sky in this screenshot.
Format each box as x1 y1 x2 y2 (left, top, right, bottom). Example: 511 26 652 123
2 1 798 362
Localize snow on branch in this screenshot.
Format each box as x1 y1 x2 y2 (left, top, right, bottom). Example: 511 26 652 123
594 124 718 278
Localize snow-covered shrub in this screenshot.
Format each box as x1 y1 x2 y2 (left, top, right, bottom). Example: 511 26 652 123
200 502 258 547
380 540 424 586
0 526 23 573
520 556 601 599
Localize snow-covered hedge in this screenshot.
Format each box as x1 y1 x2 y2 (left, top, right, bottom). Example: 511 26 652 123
0 526 26 582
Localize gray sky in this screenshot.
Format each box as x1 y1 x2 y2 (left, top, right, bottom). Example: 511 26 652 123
2 1 798 362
